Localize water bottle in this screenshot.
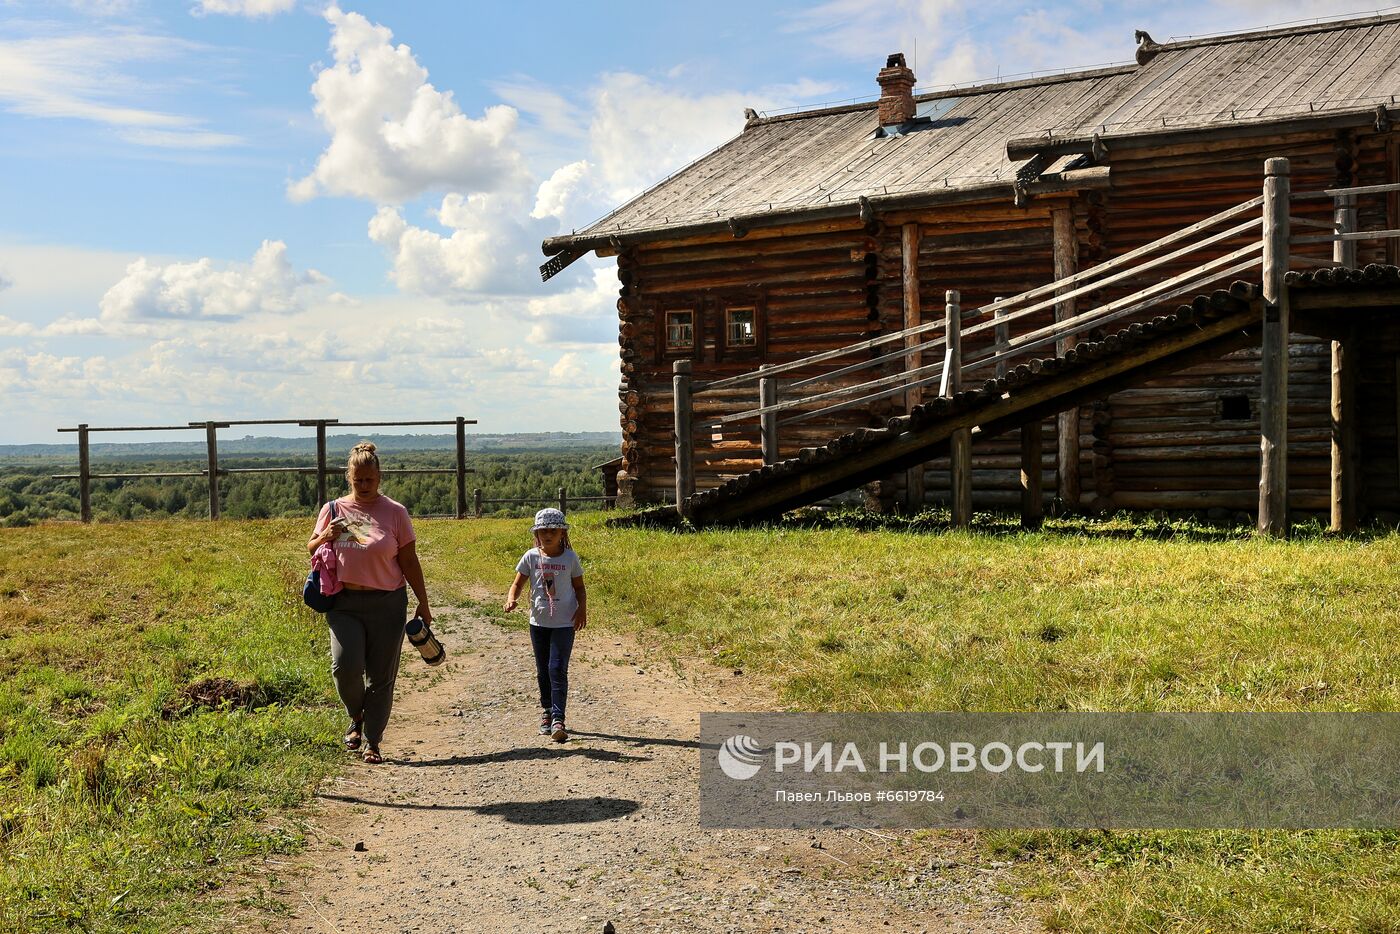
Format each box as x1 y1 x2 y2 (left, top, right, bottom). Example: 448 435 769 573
404 616 445 666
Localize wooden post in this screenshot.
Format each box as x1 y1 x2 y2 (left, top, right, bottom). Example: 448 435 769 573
1020 421 1043 530
999 294 1042 527
455 416 468 519
759 364 779 465
993 298 1008 381
673 359 694 517
205 421 220 521
77 423 91 523
1052 207 1081 512
558 487 567 514
946 290 972 527
474 488 483 519
902 223 925 508
314 420 328 506
1259 157 1291 537
1331 194 1358 533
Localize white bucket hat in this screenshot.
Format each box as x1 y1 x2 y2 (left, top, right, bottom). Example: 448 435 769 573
532 507 569 531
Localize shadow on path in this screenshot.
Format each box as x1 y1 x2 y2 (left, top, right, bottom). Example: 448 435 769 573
403 746 652 767
316 792 640 825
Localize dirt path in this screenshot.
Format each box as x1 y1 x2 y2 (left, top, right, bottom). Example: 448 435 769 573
241 605 1035 933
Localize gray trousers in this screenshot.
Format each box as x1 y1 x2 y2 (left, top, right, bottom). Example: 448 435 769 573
327 587 408 747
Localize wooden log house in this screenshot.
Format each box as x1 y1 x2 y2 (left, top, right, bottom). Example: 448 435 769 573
541 14 1400 520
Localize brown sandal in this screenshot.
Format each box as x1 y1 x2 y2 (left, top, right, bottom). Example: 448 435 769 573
362 745 383 764
343 722 362 751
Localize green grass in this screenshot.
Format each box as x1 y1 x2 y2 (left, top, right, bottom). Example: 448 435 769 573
433 510 1400 933
2 511 1398 931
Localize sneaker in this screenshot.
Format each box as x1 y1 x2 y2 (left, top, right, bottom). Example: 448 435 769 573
551 720 568 743
538 709 552 736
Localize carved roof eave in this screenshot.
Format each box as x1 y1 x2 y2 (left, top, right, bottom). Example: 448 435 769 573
538 167 1110 267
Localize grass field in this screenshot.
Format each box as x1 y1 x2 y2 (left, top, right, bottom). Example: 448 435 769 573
1 512 1397 931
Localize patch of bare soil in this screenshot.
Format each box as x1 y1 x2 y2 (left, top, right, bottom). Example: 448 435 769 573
232 607 1036 933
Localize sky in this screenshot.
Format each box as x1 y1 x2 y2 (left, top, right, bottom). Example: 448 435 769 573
0 0 1384 443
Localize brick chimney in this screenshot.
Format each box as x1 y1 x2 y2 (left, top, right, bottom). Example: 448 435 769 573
877 53 916 125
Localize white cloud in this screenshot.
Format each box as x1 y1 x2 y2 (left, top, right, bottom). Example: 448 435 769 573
368 192 557 297
193 0 298 17
0 315 36 337
532 160 591 220
289 5 527 204
98 240 327 322
783 0 967 68
0 30 244 148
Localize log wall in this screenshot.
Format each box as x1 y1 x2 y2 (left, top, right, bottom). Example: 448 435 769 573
614 123 1400 518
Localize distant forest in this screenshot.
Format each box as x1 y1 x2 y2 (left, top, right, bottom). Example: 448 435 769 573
0 437 619 526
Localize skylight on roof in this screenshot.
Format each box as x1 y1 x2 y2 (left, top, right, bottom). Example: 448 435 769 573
916 98 958 121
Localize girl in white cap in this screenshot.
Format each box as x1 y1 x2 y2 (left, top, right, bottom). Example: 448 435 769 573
504 507 587 742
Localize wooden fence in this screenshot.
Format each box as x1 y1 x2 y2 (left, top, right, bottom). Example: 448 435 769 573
53 417 477 522
668 159 1400 536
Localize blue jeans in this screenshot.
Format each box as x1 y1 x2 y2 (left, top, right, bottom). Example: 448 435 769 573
529 624 576 721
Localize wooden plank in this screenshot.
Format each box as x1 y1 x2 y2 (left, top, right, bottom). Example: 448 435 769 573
674 360 694 517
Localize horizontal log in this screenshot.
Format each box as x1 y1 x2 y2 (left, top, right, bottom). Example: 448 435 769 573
1111 491 1329 510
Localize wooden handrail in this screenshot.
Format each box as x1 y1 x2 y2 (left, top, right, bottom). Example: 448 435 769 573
696 319 945 393
959 216 1261 340
1292 181 1400 200
970 196 1262 317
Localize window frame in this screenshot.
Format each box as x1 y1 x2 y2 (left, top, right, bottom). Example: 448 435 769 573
663 308 696 355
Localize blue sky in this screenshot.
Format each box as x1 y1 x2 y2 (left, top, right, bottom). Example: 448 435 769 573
0 0 1376 442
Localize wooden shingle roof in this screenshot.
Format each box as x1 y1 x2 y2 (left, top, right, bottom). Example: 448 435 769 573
543 12 1400 260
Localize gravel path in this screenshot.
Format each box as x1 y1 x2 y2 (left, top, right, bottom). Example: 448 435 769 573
241 607 1036 933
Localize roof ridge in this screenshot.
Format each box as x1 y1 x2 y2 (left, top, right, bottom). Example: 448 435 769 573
1144 10 1400 55
752 63 1138 127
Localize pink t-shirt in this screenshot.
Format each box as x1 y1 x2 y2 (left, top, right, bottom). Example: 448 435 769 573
314 495 415 592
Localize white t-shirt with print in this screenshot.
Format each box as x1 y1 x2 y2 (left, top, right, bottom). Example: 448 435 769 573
515 547 583 628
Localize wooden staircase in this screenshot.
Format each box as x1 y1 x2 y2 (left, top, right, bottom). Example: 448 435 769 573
617 161 1400 531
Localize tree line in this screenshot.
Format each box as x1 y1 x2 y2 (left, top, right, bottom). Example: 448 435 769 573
0 448 617 526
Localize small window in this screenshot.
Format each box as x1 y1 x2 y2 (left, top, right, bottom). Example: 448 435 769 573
665 310 694 352
726 307 756 347
1221 392 1252 421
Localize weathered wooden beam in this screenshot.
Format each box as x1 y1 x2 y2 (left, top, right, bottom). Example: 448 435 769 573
1258 157 1291 538
77 424 91 523
946 290 972 527
205 421 220 521
1330 194 1358 534
674 360 694 517
759 365 779 465
1052 206 1081 511
903 222 925 509
1005 105 1395 161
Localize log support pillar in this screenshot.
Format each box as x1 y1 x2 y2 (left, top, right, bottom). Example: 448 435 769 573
1331 193 1358 533
946 290 972 527
902 222 924 509
759 364 779 465
1020 424 1043 530
77 423 91 523
673 360 694 518
204 421 220 521
1259 157 1291 537
1052 207 1080 512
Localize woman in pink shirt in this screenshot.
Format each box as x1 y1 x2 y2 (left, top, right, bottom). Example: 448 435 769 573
307 441 432 764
